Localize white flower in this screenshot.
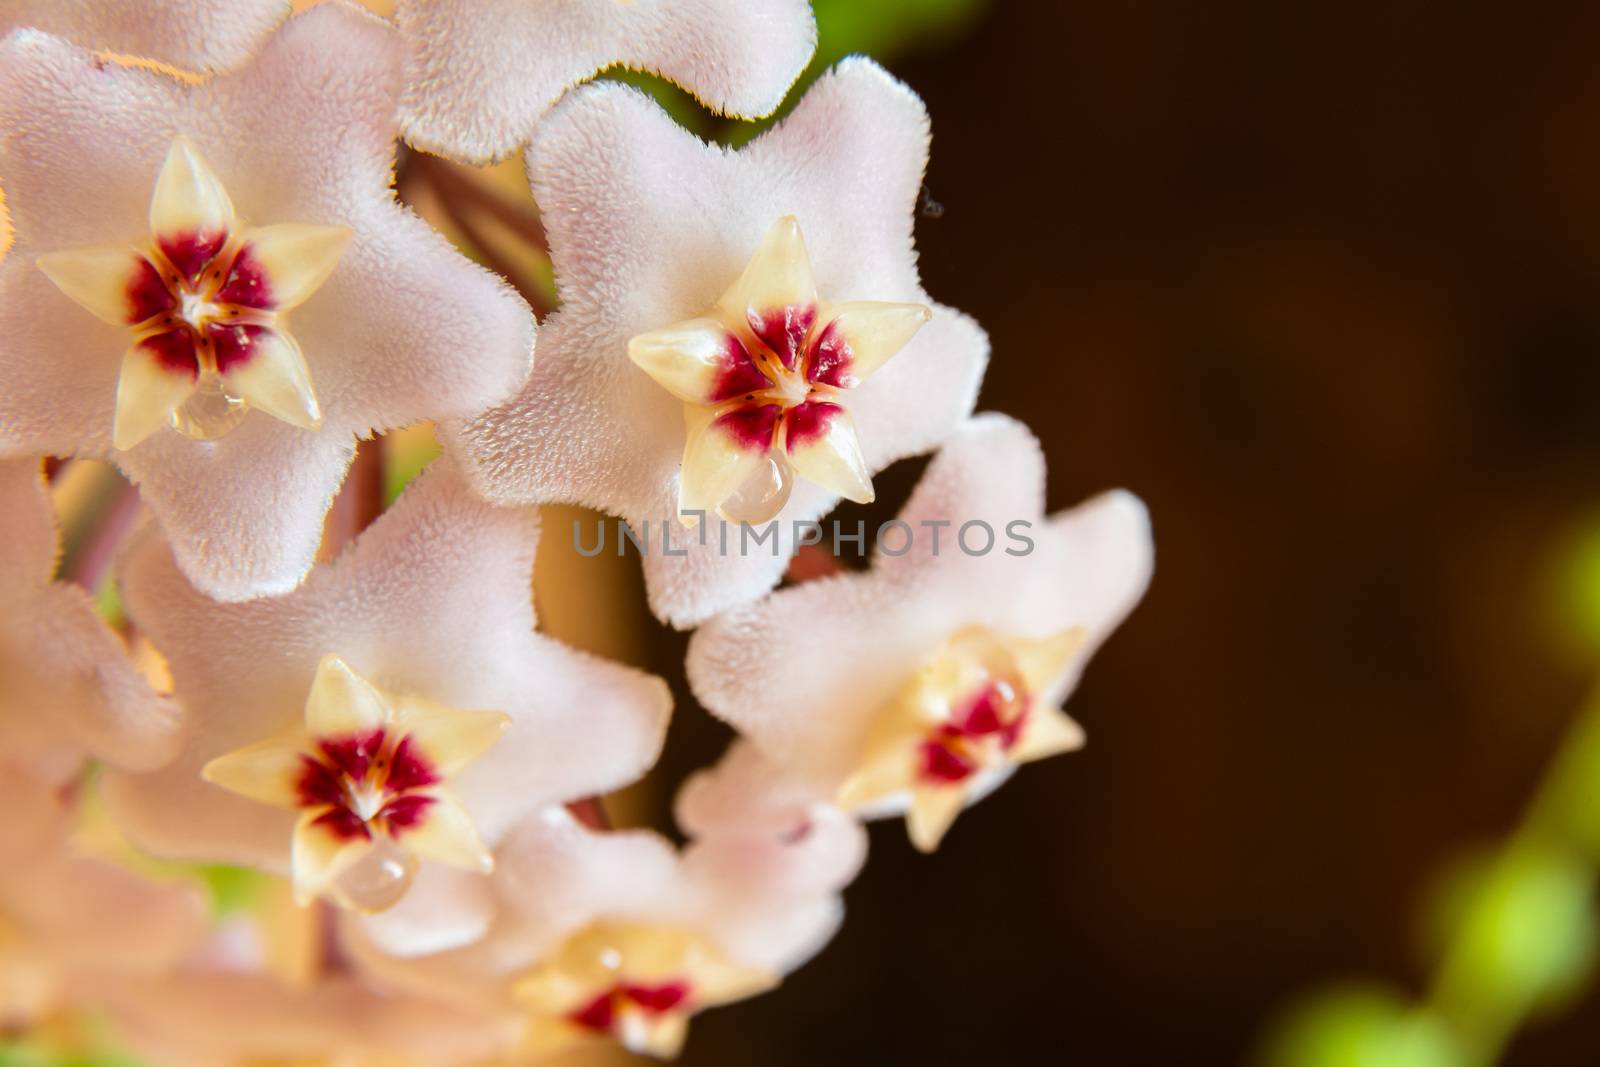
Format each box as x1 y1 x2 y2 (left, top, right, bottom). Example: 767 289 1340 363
0 2 535 601
395 0 817 164
0 459 177 779
686 414 1153 851
447 59 988 627
0 0 287 73
347 804 862 1060
102 459 670 942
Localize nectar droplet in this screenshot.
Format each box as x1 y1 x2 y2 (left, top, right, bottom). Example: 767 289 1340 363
719 450 792 524
168 372 248 440
333 836 418 913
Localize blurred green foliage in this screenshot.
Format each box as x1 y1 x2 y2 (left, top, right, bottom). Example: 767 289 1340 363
1261 986 1462 1067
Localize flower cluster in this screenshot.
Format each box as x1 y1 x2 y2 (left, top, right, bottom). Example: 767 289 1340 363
0 1 1151 1062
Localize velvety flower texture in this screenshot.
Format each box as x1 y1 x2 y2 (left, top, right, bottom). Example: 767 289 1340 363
347 803 863 1059
686 414 1154 851
0 459 177 780
0 2 535 602
448 58 988 627
103 459 671 948
0 765 209 1024
0 0 287 73
395 0 817 164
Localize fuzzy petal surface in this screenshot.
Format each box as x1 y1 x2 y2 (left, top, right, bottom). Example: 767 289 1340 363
396 0 817 164
103 460 670 883
445 59 985 626
687 414 1153 782
0 4 535 600
0 0 287 72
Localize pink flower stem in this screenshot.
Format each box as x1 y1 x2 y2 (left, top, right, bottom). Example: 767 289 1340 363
61 474 141 592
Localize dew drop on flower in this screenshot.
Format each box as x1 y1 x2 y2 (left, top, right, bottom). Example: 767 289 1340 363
720 450 792 524
334 836 419 913
168 373 248 441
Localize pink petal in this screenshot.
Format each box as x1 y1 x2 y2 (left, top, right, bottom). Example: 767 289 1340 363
0 5 534 598
444 59 982 627
103 461 669 879
0 460 180 773
0 0 288 72
687 415 1152 783
396 0 817 164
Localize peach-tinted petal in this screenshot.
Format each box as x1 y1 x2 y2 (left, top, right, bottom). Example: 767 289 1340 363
715 215 817 355
200 733 311 811
355 862 494 958
214 323 321 430
392 695 510 779
114 336 198 452
148 136 235 274
396 0 817 164
807 300 931 388
223 221 351 310
444 60 982 627
906 783 968 853
0 0 290 73
304 653 389 740
291 808 369 905
1011 704 1087 764
785 401 872 504
679 403 782 520
628 318 765 406
35 245 158 326
391 787 492 873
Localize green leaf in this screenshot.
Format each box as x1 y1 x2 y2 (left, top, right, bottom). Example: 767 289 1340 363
1259 985 1464 1067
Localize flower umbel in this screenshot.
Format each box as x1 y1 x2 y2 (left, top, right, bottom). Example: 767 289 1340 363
202 653 509 912
515 921 776 1059
838 626 1088 852
38 136 349 451
629 216 930 524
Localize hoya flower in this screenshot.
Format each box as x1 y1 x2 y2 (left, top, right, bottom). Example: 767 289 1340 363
347 805 861 1060
0 764 209 1024
0 459 177 781
101 460 670 938
0 2 535 601
448 58 988 627
687 414 1153 851
395 0 817 164
0 0 286 73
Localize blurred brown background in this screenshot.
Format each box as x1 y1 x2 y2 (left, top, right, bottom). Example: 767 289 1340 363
613 2 1600 1063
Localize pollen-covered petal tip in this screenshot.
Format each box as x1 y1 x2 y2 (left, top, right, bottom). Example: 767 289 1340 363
200 736 310 811
35 245 161 326
215 325 322 430
785 403 873 504
149 136 235 274
114 340 198 451
224 223 353 311
305 655 390 739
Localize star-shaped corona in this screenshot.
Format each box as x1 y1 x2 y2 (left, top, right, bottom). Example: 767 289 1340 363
37 136 350 451
628 216 930 525
514 921 777 1060
837 627 1088 852
201 654 509 913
